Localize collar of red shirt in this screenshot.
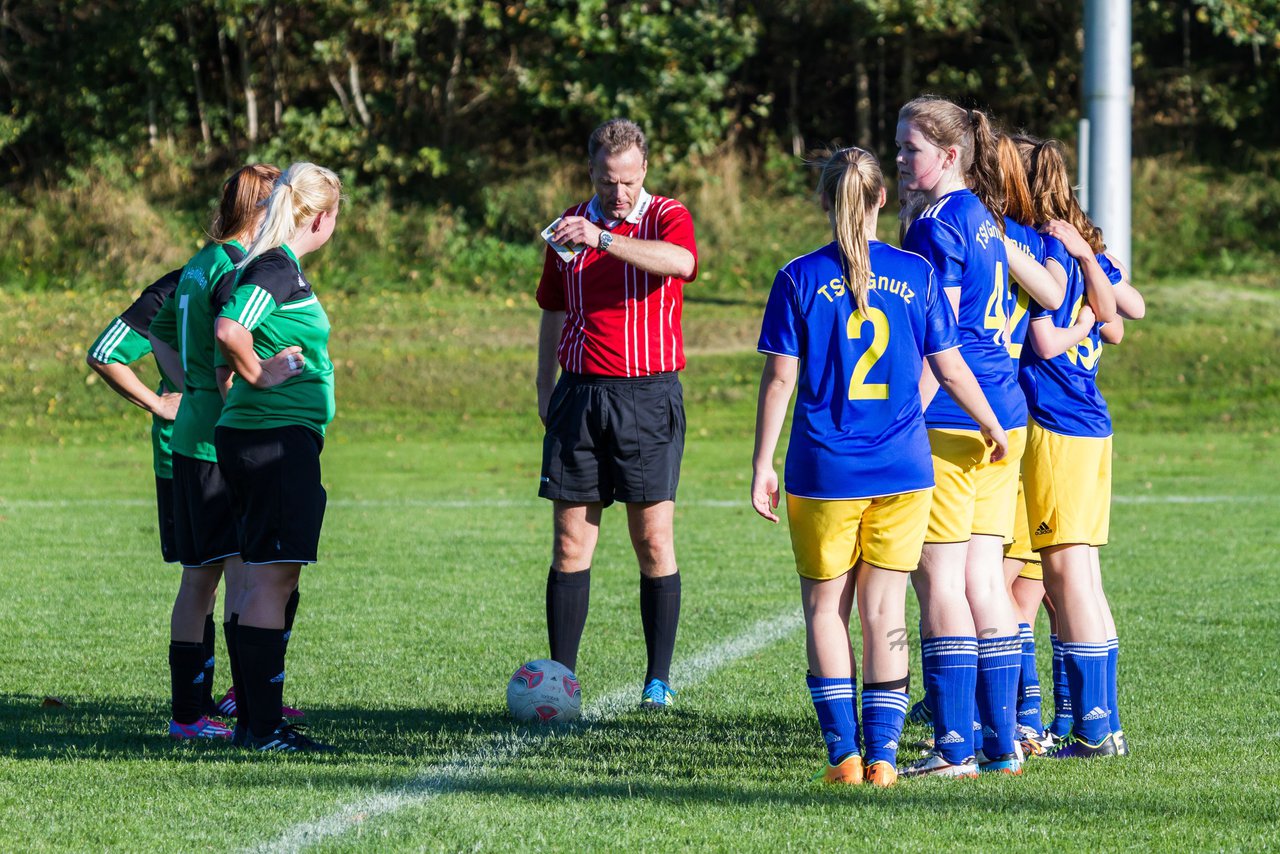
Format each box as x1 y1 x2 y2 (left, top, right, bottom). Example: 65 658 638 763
586 188 652 227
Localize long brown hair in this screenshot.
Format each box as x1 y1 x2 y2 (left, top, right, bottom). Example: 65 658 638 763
813 146 883 316
210 164 281 244
898 96 1005 231
998 134 1036 227
1024 138 1105 254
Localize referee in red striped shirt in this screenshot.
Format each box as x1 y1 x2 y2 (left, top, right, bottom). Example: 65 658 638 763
536 118 699 710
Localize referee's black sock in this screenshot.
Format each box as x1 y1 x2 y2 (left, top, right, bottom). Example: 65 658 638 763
283 588 300 651
237 625 287 740
224 614 242 709
640 572 681 685
200 612 217 713
546 567 590 672
169 641 207 725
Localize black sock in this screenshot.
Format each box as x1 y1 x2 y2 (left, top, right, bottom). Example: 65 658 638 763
201 613 217 712
224 614 242 710
640 572 681 684
546 567 590 672
283 588 300 651
169 641 207 725
238 625 287 739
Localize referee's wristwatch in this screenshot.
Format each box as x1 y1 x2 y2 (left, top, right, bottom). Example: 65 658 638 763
597 230 614 252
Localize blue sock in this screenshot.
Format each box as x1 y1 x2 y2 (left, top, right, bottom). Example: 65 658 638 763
1063 641 1111 744
861 689 908 767
976 634 1022 757
917 621 933 718
921 636 977 763
807 673 858 765
972 717 984 755
1016 623 1043 730
1050 634 1073 737
1107 637 1121 733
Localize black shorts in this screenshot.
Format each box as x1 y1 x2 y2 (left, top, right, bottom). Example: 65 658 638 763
539 371 685 508
171 452 240 568
214 425 327 566
155 476 178 563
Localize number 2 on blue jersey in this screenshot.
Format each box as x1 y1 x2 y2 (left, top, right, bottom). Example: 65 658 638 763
847 306 889 400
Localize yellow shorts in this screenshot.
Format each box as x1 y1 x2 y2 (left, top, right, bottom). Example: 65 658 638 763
925 427 1027 543
787 489 934 580
1023 421 1112 550
1005 476 1041 573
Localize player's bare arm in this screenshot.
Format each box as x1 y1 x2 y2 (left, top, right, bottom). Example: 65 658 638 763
148 334 186 393
537 310 565 426
750 354 798 523
1043 219 1118 323
1026 306 1097 359
551 215 695 280
1004 236 1064 310
926 348 1009 461
86 355 181 420
214 317 305 389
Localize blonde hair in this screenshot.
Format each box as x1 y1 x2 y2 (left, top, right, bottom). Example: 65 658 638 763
239 162 343 268
210 164 281 243
813 146 883 316
1023 138 1105 254
898 97 1005 230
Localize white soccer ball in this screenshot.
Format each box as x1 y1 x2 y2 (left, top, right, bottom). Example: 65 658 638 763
506 659 582 723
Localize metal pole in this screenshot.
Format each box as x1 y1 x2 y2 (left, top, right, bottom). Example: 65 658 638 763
1078 117 1091 214
1083 0 1132 267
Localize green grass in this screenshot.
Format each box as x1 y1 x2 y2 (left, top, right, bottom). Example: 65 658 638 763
1 281 1278 850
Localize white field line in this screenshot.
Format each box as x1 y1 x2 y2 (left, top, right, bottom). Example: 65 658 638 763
0 494 1272 510
247 608 804 854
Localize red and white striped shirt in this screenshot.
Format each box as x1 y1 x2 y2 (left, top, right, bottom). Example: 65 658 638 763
536 192 698 377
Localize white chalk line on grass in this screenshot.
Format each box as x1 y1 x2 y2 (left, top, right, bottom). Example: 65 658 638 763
248 608 804 854
1 494 1273 510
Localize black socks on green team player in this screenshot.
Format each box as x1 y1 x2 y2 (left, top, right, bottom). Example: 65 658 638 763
237 625 287 740
640 572 681 685
547 567 590 672
201 613 216 713
168 641 207 725
283 588 300 650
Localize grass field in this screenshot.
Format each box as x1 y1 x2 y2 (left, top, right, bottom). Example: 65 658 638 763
1 279 1279 851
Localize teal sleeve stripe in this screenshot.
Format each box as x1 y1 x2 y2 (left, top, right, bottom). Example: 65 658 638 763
91 318 131 362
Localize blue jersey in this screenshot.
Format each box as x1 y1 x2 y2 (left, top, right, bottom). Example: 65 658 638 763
1004 219 1046 362
1097 253 1123 285
904 190 1027 431
757 240 960 500
1018 235 1111 438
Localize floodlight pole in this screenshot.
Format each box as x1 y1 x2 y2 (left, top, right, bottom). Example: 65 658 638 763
1082 0 1132 268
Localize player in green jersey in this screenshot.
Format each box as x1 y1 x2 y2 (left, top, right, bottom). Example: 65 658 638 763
150 164 305 741
215 162 342 752
87 270 184 564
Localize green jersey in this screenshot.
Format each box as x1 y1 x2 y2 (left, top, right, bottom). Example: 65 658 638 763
217 245 335 436
89 270 182 477
150 240 245 461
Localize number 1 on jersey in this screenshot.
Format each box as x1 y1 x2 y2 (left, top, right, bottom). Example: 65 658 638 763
178 293 190 372
847 306 890 400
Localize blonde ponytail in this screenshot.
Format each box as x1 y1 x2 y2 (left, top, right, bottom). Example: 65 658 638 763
239 162 343 268
813 146 884 316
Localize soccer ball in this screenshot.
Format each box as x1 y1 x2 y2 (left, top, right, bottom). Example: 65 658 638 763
506 659 582 723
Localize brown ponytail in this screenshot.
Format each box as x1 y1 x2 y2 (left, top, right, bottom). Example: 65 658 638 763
813 146 884 316
210 164 281 244
998 134 1035 226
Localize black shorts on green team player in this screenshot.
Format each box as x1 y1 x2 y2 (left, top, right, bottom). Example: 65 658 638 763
216 244 335 437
